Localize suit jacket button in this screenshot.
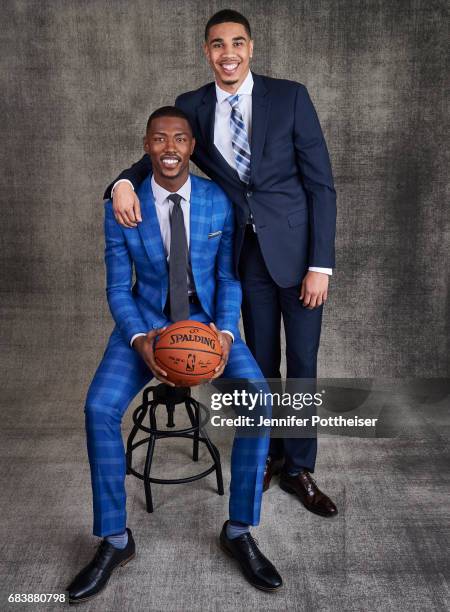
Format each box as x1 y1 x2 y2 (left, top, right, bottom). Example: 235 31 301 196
246 191 253 198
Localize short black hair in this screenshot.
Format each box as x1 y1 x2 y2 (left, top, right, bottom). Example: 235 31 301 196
205 9 251 40
146 106 193 134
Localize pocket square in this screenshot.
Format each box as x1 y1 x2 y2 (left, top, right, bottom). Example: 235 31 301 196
208 231 222 238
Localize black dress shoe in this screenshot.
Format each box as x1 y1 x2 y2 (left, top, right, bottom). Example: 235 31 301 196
219 521 282 592
67 528 135 603
263 455 285 492
279 470 338 517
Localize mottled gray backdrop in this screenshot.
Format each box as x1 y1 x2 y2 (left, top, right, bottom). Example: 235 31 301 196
1 0 448 406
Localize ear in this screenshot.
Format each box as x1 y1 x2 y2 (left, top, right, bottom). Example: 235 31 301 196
203 41 210 61
143 135 149 152
249 39 254 59
190 137 196 156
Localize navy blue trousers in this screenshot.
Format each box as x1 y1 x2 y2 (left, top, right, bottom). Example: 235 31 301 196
239 228 322 472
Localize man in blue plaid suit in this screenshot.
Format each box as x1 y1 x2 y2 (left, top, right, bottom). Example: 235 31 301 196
67 107 282 603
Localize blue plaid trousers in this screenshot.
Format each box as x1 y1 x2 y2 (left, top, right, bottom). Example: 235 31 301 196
85 312 270 537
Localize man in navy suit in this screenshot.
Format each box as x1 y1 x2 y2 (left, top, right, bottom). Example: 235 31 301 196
105 10 338 518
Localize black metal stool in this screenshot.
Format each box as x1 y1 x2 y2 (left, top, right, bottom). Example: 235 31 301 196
126 383 224 512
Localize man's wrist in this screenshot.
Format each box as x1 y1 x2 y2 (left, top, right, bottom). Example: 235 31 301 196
131 332 146 348
308 266 332 276
112 178 135 196
221 330 234 343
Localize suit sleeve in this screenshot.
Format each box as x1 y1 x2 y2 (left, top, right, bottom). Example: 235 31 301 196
103 155 152 200
104 200 148 344
214 199 242 338
294 85 337 268
174 94 212 178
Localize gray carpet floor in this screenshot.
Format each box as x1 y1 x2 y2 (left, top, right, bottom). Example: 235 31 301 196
1 381 449 612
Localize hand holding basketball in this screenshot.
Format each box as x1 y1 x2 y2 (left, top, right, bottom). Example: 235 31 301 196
154 321 223 387
133 328 175 387
209 323 232 380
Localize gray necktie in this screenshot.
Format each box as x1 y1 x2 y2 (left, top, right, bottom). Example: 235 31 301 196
168 193 189 322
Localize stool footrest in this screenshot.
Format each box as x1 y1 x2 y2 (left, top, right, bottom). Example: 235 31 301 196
126 384 224 513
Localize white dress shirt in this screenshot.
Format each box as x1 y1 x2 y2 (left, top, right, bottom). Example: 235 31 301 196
214 70 253 167
130 176 234 346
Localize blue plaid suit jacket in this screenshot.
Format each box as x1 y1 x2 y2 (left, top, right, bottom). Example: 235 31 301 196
104 174 242 345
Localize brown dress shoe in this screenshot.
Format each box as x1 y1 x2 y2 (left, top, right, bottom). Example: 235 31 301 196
279 470 338 517
263 456 285 492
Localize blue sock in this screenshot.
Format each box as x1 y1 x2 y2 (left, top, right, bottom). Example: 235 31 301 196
226 521 250 540
287 465 305 476
105 530 128 550
287 468 301 476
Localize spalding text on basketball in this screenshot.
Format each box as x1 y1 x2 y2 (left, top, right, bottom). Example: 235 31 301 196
169 332 216 350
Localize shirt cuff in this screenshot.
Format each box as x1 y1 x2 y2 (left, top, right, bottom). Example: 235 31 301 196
221 330 235 343
308 267 333 276
130 332 146 347
112 178 135 196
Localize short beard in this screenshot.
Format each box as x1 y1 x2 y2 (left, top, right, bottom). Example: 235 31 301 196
160 169 182 179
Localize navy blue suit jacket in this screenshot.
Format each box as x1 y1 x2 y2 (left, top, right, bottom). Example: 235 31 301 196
105 73 336 288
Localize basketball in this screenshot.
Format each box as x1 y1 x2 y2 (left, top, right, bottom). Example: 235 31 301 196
154 321 223 387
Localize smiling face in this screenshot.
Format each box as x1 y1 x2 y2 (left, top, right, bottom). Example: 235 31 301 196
143 115 195 190
203 22 253 93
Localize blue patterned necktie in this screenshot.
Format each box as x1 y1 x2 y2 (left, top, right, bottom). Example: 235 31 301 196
227 94 251 184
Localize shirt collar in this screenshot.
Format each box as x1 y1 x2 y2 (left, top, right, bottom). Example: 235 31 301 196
215 70 254 105
151 175 191 206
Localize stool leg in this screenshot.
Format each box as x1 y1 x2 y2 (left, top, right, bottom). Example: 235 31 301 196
166 402 175 427
185 400 199 461
143 437 155 513
126 405 148 475
200 420 224 496
143 405 157 513
212 443 224 496
193 402 200 462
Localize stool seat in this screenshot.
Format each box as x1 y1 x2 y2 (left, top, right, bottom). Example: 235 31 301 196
126 383 224 513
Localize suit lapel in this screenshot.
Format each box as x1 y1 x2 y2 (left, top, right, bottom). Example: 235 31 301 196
189 175 211 275
197 83 242 184
189 175 214 319
197 74 270 186
250 73 270 182
197 84 216 152
136 176 167 276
